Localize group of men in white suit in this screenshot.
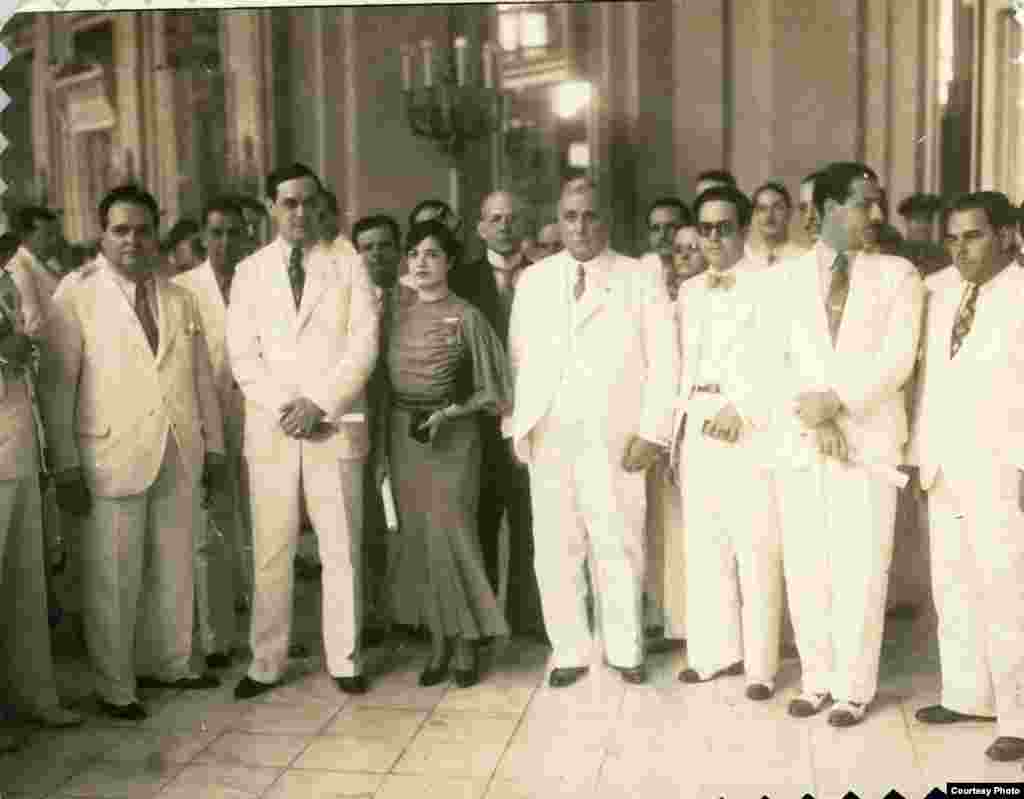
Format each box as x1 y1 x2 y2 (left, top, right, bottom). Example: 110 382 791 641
506 167 1024 765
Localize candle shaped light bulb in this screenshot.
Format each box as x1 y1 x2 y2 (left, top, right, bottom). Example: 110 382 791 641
482 42 495 89
454 36 468 86
400 46 413 91
421 38 435 88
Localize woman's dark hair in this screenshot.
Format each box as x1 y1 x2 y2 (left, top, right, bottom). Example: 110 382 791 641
405 219 461 263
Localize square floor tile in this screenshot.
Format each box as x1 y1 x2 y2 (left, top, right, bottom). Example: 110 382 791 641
324 706 428 740
158 763 282 799
375 774 489 799
292 733 408 773
235 700 341 735
102 728 220 764
196 732 312 768
55 759 183 798
263 769 383 799
394 712 520 778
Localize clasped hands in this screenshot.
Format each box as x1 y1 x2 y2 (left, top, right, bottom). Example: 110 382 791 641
279 397 326 439
794 389 849 462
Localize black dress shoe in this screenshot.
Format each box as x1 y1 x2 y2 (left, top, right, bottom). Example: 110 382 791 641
616 664 647 685
234 676 278 700
745 682 774 701
97 700 148 721
454 650 480 688
334 675 368 695
419 650 453 687
915 704 996 724
987 736 1024 762
138 673 220 691
205 653 233 670
549 666 589 688
678 660 744 684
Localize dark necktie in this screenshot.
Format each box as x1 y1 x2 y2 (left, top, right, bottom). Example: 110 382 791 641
950 281 979 359
573 263 586 301
135 280 159 355
826 252 850 346
288 247 305 310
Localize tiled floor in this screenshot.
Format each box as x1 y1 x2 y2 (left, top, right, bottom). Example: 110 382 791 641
2 584 1015 799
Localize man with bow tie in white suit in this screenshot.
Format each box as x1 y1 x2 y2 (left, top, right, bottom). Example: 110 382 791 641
767 162 924 727
909 191 1024 763
228 163 379 699
42 185 227 720
671 185 783 701
506 177 678 687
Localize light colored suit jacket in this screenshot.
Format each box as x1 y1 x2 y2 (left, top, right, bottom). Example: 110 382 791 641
226 238 379 463
41 258 225 497
0 262 41 480
670 265 776 468
767 243 924 469
174 261 243 452
909 263 1024 489
506 248 678 465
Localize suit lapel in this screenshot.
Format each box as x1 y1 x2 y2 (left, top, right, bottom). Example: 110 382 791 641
682 286 706 391
153 279 177 368
99 268 156 363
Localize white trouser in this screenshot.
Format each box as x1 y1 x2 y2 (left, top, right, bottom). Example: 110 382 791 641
528 414 646 670
83 437 197 706
0 473 63 714
776 457 898 704
928 463 1024 737
247 450 363 682
679 405 782 684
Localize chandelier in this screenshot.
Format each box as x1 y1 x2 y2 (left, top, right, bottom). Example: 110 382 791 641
400 35 506 157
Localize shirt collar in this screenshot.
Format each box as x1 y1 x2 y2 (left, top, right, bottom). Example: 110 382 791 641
98 253 153 296
961 261 1019 296
486 249 527 271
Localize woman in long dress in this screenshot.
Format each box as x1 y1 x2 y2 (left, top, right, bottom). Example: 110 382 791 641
379 220 512 687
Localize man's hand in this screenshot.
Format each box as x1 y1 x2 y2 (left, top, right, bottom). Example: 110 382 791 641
418 407 454 444
702 403 743 444
794 390 843 428
279 398 326 439
621 435 663 473
814 420 849 462
54 468 91 517
202 452 228 502
0 333 33 370
505 437 526 468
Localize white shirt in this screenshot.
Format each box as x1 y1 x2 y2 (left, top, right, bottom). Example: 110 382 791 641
99 254 159 323
486 248 528 297
742 239 806 272
694 268 746 387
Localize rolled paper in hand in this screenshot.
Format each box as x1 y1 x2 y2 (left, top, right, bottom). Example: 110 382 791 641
380 475 399 531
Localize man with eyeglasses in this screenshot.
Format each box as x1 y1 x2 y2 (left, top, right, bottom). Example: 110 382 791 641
670 185 784 701
174 197 252 668
745 182 807 270
767 162 924 728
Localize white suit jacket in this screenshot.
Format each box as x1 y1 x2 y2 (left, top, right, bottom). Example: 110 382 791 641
174 261 244 451
41 258 225 497
766 243 925 469
506 248 678 465
909 263 1024 490
226 238 379 463
670 265 777 469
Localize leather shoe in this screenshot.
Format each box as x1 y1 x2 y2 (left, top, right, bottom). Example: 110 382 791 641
745 682 774 701
986 736 1024 762
334 675 368 695
97 700 148 721
205 653 233 670
615 664 647 685
419 649 453 687
138 673 220 691
828 701 867 727
31 706 83 728
549 666 589 688
678 661 744 684
915 704 996 724
788 692 832 718
234 676 278 700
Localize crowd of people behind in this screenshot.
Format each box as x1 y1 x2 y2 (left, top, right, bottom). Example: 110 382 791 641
1 159 1023 772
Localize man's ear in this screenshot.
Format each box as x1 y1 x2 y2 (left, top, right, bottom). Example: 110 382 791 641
477 219 487 241
999 224 1017 255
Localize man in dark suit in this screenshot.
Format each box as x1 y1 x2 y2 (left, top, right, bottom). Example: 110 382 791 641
457 190 545 639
